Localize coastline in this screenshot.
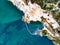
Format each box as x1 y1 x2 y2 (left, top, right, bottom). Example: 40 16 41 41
9 0 60 45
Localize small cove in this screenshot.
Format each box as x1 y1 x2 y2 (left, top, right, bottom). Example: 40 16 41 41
0 0 54 45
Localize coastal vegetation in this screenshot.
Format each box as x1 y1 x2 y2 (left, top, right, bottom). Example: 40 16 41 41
42 30 48 35
31 0 58 4
57 27 60 33
53 38 60 45
31 0 58 9
23 0 28 5
58 2 60 8
51 10 60 25
45 5 54 10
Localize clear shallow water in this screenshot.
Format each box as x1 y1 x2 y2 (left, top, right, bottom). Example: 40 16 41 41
0 0 54 45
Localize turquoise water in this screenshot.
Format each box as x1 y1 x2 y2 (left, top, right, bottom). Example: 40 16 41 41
0 0 54 45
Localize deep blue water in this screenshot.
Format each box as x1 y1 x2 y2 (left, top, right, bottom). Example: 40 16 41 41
0 0 54 45
27 21 44 34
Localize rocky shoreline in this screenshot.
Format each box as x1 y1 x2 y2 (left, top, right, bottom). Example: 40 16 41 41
9 0 60 45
